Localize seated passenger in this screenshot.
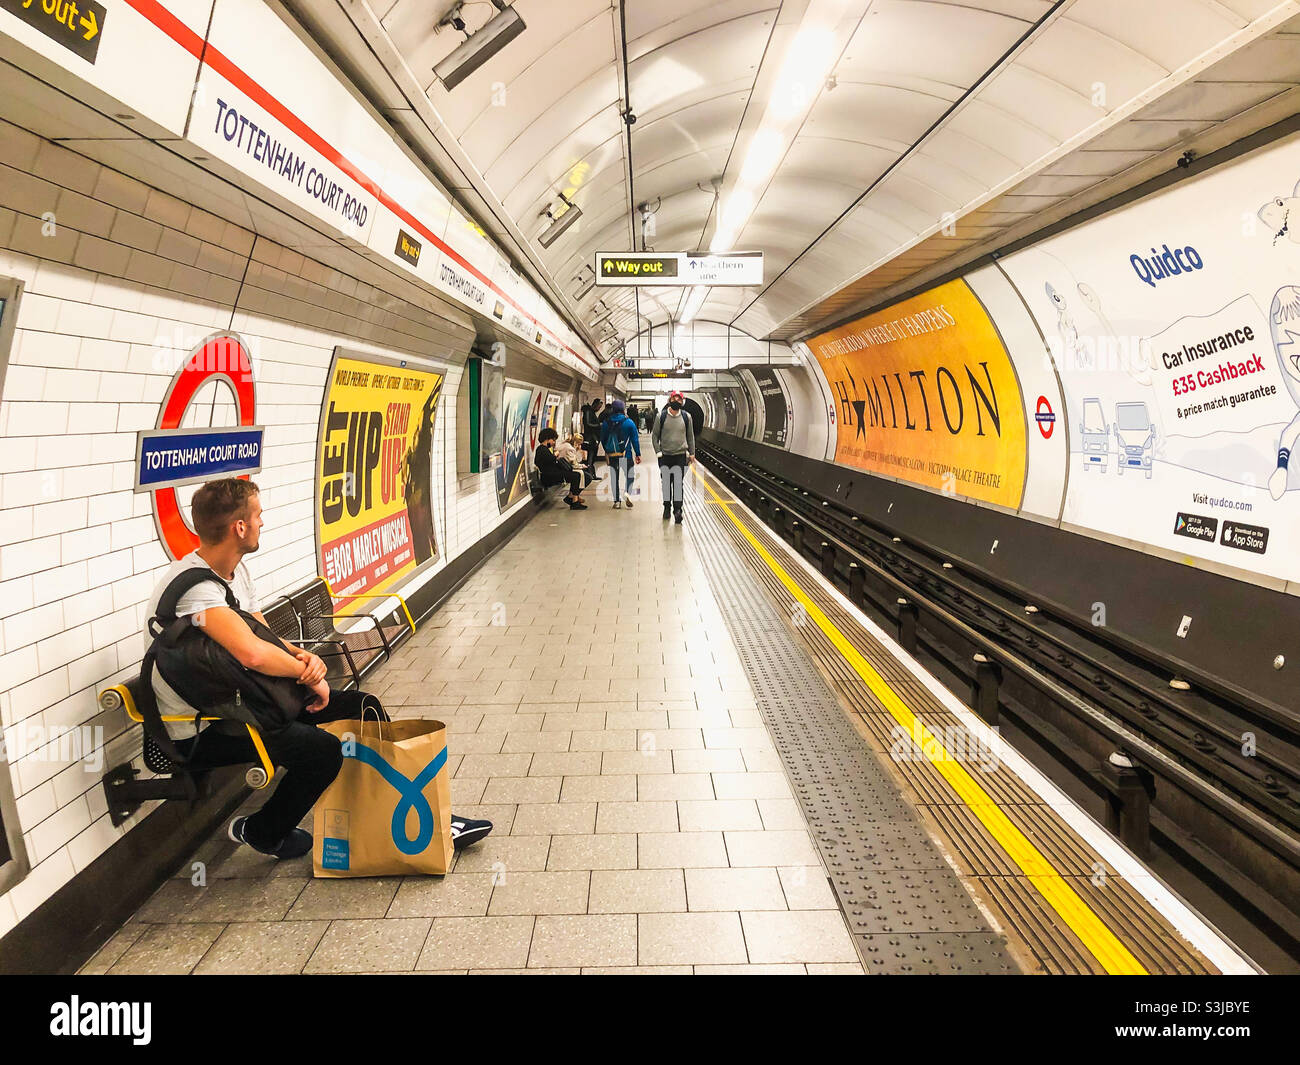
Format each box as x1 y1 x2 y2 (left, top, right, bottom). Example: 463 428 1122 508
555 431 592 485
143 478 492 859
534 427 587 509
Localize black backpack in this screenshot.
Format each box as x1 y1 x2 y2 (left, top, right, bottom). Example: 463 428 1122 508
139 569 309 765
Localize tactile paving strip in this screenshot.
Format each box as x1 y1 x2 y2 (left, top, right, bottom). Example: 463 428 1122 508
686 464 1218 975
684 485 1020 973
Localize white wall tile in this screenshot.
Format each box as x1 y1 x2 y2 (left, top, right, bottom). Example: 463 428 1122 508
32 560 90 604
0 506 33 546
15 294 60 331
60 525 111 565
1 469 61 509
27 794 90 866
0 437 38 475
89 607 136 651
32 498 87 538
63 585 114 629
3 365 46 400
0 533 60 579
108 515 153 553
36 624 93 674
10 667 70 726
13 778 56 834
6 401 67 435
86 493 133 528
0 644 39 690
4 601 63 650
62 462 116 498
55 299 115 339
5 847 75 922
67 813 122 874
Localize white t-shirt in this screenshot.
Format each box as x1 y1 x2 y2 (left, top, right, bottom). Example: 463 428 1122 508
143 551 261 740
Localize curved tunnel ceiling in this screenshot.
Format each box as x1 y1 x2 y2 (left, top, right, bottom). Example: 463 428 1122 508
360 0 1300 358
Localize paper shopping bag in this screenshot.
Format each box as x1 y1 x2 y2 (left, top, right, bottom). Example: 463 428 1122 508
312 717 454 877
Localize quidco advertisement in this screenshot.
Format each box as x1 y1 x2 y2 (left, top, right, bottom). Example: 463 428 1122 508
807 278 1027 509
316 352 444 601
1000 130 1300 582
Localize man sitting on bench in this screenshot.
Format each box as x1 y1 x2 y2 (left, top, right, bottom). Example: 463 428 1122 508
534 427 587 509
144 478 491 859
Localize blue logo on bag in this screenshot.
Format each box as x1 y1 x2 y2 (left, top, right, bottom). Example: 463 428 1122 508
321 837 350 870
346 744 448 854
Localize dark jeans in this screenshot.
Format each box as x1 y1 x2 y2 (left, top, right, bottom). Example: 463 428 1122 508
660 453 689 513
178 689 388 849
607 454 635 501
583 437 600 472
543 468 582 495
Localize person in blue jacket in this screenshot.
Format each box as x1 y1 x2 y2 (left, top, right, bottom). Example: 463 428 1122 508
602 399 642 508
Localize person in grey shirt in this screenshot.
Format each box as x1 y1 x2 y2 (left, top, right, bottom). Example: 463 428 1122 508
652 390 695 524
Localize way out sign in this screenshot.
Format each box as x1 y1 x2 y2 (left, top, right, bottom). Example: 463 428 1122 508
595 251 763 287
0 0 106 64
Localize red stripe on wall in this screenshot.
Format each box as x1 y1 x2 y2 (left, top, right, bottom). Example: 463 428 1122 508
121 0 597 375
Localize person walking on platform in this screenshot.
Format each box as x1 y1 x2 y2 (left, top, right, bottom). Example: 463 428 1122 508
653 390 695 524
602 399 641 509
582 398 604 477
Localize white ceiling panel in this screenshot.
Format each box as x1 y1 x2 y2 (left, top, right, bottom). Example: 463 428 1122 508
1014 19 1168 102
326 0 1300 362
801 83 955 149
1067 0 1249 72
838 0 1033 86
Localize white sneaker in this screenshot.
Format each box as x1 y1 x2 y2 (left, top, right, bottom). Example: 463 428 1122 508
613 500 622 509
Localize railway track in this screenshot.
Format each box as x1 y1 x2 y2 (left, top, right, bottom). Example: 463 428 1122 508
697 436 1300 971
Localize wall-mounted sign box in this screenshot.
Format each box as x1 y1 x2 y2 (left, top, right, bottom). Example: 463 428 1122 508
595 251 763 287
0 0 106 64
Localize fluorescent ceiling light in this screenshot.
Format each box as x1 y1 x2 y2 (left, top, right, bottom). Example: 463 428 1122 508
739 129 784 187
769 27 837 122
680 285 708 325
435 4 527 92
710 0 852 253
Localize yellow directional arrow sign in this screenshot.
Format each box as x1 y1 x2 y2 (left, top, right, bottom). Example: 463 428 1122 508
594 253 679 286
0 0 107 63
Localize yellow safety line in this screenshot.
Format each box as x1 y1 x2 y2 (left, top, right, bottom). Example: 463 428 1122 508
692 466 1147 975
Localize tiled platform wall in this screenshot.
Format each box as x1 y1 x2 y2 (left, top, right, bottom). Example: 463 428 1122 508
0 116 566 936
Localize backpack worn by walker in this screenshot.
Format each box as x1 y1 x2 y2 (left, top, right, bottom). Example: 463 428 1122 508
139 569 310 765
602 414 629 456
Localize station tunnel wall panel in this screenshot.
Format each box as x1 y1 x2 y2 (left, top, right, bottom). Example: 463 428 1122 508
699 127 1300 601
0 117 573 942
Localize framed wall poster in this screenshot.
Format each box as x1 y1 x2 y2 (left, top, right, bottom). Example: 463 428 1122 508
315 349 446 603
497 382 535 511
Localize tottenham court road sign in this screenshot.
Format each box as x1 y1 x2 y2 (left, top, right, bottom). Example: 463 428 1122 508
595 251 763 287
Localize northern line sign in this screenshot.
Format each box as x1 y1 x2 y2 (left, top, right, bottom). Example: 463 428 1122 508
595 251 763 287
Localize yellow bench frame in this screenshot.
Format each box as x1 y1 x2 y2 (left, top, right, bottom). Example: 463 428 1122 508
99 683 275 789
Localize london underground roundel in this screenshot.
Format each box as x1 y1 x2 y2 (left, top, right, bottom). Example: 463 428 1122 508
1035 395 1056 439
138 333 264 560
